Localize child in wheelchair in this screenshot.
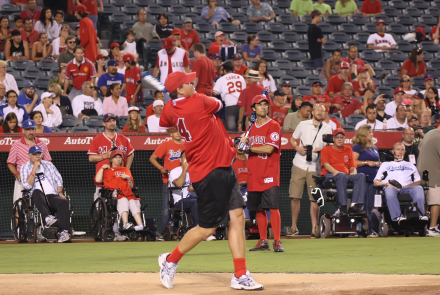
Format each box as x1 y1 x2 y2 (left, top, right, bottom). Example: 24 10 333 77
95 149 144 232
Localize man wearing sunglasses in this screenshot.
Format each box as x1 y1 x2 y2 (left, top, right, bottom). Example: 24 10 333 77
58 35 76 67
320 128 366 216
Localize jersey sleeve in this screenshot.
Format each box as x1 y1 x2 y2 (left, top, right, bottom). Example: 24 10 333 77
292 122 301 139
159 104 174 129
265 122 281 149
320 146 331 166
366 34 375 45
374 163 386 181
212 76 222 95
203 94 223 114
192 59 201 77
183 52 189 66
326 77 335 93
6 143 18 166
348 148 357 168
87 137 99 155
65 64 72 79
153 141 167 158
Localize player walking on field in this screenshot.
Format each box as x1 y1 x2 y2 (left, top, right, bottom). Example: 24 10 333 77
239 95 284 252
157 71 263 291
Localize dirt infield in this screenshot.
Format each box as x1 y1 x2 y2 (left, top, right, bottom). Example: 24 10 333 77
1 273 439 294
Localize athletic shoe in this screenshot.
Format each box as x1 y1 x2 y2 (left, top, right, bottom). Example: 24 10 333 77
273 240 284 252
249 239 270 251
230 270 264 290
310 231 315 238
427 228 440 237
123 222 134 230
286 227 299 237
158 252 178 289
134 225 144 231
367 231 379 238
57 230 72 243
157 235 165 241
420 216 429 221
348 204 366 216
45 215 58 227
393 216 407 224
205 235 216 241
114 232 128 241
36 233 47 242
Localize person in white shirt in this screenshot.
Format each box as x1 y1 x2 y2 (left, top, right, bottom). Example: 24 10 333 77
374 142 427 222
255 60 276 96
385 87 405 117
122 29 138 61
71 81 103 119
147 100 164 132
288 104 332 237
0 60 19 93
387 105 408 129
367 19 397 53
355 105 384 130
213 61 246 131
33 92 62 127
34 7 60 41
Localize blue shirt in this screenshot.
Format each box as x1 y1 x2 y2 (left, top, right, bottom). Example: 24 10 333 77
246 2 274 23
97 73 125 96
17 93 40 108
201 6 230 23
43 126 53 133
241 43 263 59
352 144 380 182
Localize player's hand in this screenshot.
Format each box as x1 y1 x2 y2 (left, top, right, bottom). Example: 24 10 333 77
101 164 110 170
103 150 112 160
295 146 307 155
238 124 243 132
33 160 40 169
313 147 321 153
239 136 249 144
238 142 250 153
15 172 21 182
332 171 340 176
160 168 168 174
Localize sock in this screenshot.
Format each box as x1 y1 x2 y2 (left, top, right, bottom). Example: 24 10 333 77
430 227 436 230
256 210 268 241
233 258 247 278
270 209 281 240
167 247 183 264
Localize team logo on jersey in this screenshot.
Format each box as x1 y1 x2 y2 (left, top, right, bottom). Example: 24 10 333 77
344 155 349 162
84 66 88 72
237 168 248 173
168 149 182 162
249 136 265 145
270 132 280 142
264 177 273 183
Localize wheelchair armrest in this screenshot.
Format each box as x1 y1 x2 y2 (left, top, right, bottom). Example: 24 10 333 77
21 189 31 194
312 175 326 183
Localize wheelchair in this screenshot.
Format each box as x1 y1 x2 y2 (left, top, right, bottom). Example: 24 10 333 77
89 186 156 242
11 187 73 243
162 187 194 241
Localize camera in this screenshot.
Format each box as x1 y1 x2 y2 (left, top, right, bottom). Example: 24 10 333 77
305 145 313 162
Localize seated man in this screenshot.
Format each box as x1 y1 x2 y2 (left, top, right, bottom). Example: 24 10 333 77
320 128 366 216
373 142 427 222
20 145 71 243
355 105 383 130
330 82 362 117
72 81 103 119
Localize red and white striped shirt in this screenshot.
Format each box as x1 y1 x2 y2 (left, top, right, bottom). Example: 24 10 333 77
7 137 52 171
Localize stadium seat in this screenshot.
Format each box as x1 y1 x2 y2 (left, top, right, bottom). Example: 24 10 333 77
242 22 264 34
349 15 368 26
257 31 276 43
413 77 425 88
274 0 291 9
269 40 291 52
388 23 409 35
330 32 352 43
133 0 154 6
1 3 21 13
228 0 248 8
396 40 414 53
218 22 239 33
383 7 400 18
326 15 347 25
281 31 303 43
60 116 82 128
70 126 96 133
404 7 424 18
182 0 201 7
159 0 175 7
426 7 440 17
364 23 379 34
377 59 399 71
427 60 440 69
101 4 121 15
22 67 42 80
347 114 366 125
85 116 105 128
411 0 430 10
287 68 311 79
230 32 248 43
11 59 32 71
273 59 294 71
146 4 166 14
377 86 394 98
420 41 439 53
191 5 205 14
121 5 142 15
110 0 131 6
318 23 337 35
267 23 288 34
323 42 341 52
339 23 360 35
118 116 129 128
271 6 284 16
278 15 298 26
389 0 408 10
33 76 53 90
298 59 315 70
194 22 215 33
384 76 401 88
345 41 367 52
231 13 248 23
294 40 309 52
283 49 307 62
419 15 437 27
354 32 371 43
143 39 163 67
261 50 281 61
386 50 408 62
341 124 355 131
304 76 327 87
360 50 382 63
50 127 64 133
292 23 309 34
169 4 190 14
296 86 312 96
37 59 59 71
300 15 313 25
374 15 393 25
422 51 434 62
15 77 28 90
268 68 285 79
396 15 415 27
279 76 302 87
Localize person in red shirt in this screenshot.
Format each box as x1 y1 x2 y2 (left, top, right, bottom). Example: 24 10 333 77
232 54 248 76
12 0 27 7
302 81 331 108
237 69 270 132
331 82 363 117
74 5 98 63
325 61 352 97
157 71 263 290
212 53 222 77
238 94 283 252
361 0 382 17
180 17 200 50
341 45 376 78
353 66 376 98
122 53 143 106
20 0 41 24
122 106 147 132
270 89 288 126
399 47 426 78
149 131 185 240
431 17 440 44
320 128 366 216
76 0 103 30
20 17 39 50
171 28 189 52
208 31 236 57
192 43 215 95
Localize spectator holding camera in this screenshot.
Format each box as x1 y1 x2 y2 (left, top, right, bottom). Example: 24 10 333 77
288 104 332 237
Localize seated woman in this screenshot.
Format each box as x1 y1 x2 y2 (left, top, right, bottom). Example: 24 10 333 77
353 66 376 98
122 106 146 133
30 110 53 133
424 86 440 115
319 49 342 80
0 90 29 126
33 92 62 127
102 83 128 117
31 32 53 62
95 149 144 231
48 83 73 116
241 34 262 62
254 60 276 96
0 112 22 133
399 47 426 78
49 67 72 96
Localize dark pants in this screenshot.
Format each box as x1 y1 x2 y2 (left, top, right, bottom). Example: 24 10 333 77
32 190 70 232
323 173 366 206
313 57 325 68
174 198 198 228
136 39 147 58
365 182 376 234
225 105 240 131
161 182 169 234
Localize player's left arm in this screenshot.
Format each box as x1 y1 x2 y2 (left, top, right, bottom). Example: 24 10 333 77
159 104 178 134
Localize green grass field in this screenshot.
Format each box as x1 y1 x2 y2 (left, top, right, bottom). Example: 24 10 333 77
1 238 439 275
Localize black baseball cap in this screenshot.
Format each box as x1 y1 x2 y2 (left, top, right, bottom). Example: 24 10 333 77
274 89 287 96
281 81 292 87
103 113 117 122
312 81 323 87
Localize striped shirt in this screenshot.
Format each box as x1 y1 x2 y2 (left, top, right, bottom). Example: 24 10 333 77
7 137 52 171
20 160 63 195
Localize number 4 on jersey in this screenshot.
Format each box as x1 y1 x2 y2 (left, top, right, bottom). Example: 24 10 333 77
177 118 192 142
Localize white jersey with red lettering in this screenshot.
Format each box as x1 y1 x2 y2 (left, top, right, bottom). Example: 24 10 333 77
367 33 397 52
213 73 247 107
247 118 281 192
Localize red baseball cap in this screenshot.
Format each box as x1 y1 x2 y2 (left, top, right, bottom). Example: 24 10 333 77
162 37 175 49
171 28 181 35
394 87 405 95
96 54 108 60
340 61 350 69
376 19 386 25
333 128 346 137
110 149 124 159
165 71 196 93
358 66 367 73
122 53 134 62
74 4 89 13
252 95 269 106
110 42 120 49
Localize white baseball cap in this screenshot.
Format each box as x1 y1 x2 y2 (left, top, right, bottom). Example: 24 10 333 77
153 100 164 107
128 106 140 113
41 92 55 100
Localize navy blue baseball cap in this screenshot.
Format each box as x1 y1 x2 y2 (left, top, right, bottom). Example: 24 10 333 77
29 145 42 154
22 119 36 129
24 82 35 89
424 74 434 81
107 59 118 66
103 113 117 122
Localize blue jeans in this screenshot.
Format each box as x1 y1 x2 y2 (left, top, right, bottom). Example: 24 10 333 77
313 57 325 68
365 182 376 233
384 186 425 220
174 198 198 228
323 173 366 206
89 15 98 30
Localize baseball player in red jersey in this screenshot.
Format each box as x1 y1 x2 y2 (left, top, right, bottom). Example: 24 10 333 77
238 95 284 253
157 71 263 291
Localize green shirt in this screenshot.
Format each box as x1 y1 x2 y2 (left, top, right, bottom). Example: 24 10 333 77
334 0 358 16
313 2 332 15
283 111 310 131
290 0 314 17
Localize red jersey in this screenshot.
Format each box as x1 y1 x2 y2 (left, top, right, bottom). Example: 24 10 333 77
232 157 248 184
20 9 41 24
180 29 200 49
87 132 135 186
399 59 426 78
192 56 215 96
247 119 281 192
234 65 248 76
102 167 139 200
20 28 39 45
361 0 382 14
124 66 143 104
79 17 98 63
153 139 186 183
352 80 376 96
270 104 288 126
303 94 331 104
159 93 234 183
320 145 356 175
79 0 98 15
331 96 362 117
121 124 146 133
65 57 97 90
325 74 352 96
237 83 270 116
208 41 231 56
341 57 365 70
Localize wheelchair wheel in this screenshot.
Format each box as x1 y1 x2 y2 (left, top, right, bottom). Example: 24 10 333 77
90 197 108 242
419 225 427 237
319 215 331 239
128 231 139 242
163 226 172 241
379 215 389 237
103 229 115 242
314 224 321 238
176 226 186 241
11 198 30 243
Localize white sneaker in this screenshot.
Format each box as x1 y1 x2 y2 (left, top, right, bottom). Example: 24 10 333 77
45 215 58 227
230 270 264 291
36 227 47 242
134 225 144 231
427 228 440 237
123 222 134 230
420 216 429 221
57 230 71 243
205 235 216 241
114 232 128 241
158 252 178 289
